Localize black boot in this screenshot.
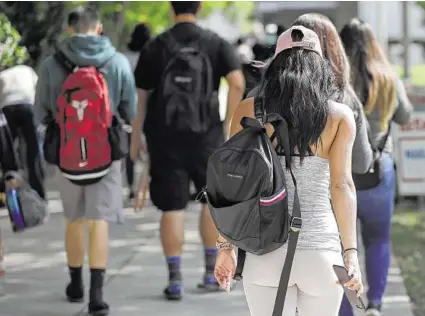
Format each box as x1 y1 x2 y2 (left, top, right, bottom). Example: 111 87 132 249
66 266 84 303
88 269 109 316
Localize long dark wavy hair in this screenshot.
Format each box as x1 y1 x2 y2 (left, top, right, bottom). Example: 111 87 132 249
258 29 337 161
340 18 396 130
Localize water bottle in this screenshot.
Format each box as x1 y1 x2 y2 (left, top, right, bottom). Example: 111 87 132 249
6 189 25 232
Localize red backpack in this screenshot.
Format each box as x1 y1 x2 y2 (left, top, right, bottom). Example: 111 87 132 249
54 51 113 185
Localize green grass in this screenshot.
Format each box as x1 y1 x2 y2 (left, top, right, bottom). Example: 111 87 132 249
391 209 425 316
393 64 425 86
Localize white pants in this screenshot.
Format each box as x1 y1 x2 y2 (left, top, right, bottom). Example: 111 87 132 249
243 249 344 316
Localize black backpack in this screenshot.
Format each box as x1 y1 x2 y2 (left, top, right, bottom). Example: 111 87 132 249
203 97 302 316
156 32 219 134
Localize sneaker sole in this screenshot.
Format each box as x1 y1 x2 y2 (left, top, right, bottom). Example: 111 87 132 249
197 283 223 292
164 292 182 301
88 310 109 316
67 297 84 303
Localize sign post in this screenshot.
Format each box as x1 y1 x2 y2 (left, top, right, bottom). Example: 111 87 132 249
392 85 425 207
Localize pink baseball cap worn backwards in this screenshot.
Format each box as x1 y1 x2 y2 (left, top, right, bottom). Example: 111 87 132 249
274 25 323 58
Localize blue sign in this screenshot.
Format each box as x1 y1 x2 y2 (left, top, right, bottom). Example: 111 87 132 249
405 148 425 158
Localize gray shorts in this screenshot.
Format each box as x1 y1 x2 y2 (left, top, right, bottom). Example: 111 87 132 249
58 161 124 223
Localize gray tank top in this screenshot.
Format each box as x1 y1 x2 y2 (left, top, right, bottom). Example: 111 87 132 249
281 156 341 252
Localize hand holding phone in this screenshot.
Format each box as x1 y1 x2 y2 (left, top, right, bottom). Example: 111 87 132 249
333 265 366 309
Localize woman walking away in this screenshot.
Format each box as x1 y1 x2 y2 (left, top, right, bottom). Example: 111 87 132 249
339 18 413 316
124 23 151 202
292 13 373 175
214 26 363 316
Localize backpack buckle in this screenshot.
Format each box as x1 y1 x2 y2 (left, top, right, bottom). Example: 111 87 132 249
290 216 302 232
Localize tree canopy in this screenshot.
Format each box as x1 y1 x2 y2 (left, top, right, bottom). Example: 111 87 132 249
1 1 254 67
0 13 29 70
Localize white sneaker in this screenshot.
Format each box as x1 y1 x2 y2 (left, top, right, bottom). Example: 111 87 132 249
366 308 381 316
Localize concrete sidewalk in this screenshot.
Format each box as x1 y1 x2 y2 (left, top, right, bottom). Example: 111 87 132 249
0 196 414 316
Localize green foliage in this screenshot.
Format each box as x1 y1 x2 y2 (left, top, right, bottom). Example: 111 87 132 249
90 1 239 34
1 1 66 67
0 13 29 70
394 64 425 86
392 209 425 316
67 1 254 48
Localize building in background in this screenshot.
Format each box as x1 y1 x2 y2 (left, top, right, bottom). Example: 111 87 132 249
255 1 425 69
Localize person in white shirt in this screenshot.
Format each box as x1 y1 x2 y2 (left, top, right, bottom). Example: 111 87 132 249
0 64 45 200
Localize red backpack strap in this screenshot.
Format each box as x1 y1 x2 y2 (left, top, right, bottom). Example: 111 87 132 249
55 50 115 74
54 50 77 73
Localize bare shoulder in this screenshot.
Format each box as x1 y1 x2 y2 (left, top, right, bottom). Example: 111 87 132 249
236 97 255 116
328 100 356 139
232 97 255 123
230 97 256 136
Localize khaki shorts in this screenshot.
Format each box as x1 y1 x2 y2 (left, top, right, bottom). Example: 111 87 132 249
58 161 124 223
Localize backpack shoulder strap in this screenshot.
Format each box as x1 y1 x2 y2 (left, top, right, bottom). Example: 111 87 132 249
272 195 301 316
263 113 302 316
160 31 182 55
255 96 278 143
54 50 115 75
254 96 264 123
377 118 393 153
54 50 77 74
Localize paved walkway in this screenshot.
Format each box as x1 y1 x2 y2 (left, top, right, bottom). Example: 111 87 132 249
0 190 414 316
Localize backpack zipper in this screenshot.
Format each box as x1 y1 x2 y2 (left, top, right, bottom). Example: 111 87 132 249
80 138 87 161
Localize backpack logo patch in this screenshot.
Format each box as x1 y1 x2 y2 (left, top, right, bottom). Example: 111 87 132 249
226 173 244 179
71 99 88 121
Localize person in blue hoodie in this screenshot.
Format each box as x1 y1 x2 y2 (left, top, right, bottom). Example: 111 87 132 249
34 6 137 316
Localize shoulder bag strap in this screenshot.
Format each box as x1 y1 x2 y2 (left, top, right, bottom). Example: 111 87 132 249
377 119 393 154
263 113 301 316
272 185 301 316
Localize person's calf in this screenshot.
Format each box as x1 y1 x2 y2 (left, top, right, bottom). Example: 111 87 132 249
65 219 86 302
87 220 109 315
160 211 184 300
198 205 221 291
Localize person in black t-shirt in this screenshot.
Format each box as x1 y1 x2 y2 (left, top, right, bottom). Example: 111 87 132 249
131 1 244 301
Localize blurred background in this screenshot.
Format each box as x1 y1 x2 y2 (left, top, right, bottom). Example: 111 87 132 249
1 2 425 316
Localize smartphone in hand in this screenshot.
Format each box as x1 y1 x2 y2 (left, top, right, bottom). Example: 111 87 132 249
333 265 366 309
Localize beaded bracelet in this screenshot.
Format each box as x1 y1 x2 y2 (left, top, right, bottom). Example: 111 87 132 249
216 241 234 251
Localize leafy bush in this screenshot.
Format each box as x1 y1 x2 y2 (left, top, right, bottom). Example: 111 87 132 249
392 210 425 316
0 13 29 70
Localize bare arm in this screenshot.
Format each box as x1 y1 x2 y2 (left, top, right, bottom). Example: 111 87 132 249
393 77 413 125
132 89 148 132
130 89 149 160
224 70 245 138
329 107 358 251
